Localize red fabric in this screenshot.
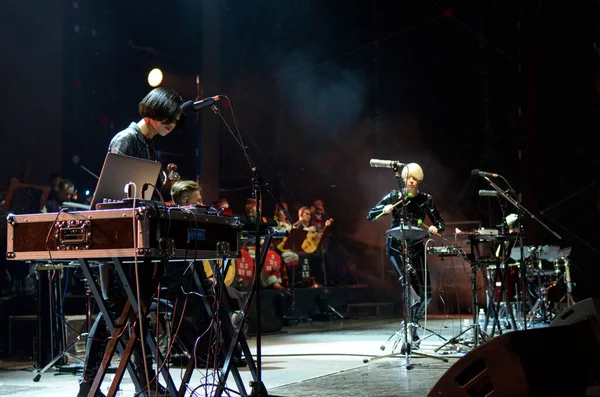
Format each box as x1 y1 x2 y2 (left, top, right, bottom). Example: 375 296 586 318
236 248 254 280
263 250 282 278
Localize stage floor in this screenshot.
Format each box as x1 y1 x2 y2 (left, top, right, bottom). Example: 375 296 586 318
0 315 559 397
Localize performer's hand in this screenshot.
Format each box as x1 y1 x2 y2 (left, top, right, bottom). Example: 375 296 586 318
382 204 394 214
428 225 438 235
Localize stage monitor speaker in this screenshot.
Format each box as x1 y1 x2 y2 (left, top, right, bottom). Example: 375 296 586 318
428 316 600 397
550 297 600 327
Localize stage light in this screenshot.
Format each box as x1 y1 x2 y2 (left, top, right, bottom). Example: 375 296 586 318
148 68 163 87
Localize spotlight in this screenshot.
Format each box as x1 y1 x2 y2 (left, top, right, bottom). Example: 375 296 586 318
148 68 163 87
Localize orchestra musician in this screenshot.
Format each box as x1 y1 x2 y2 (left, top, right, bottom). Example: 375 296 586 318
290 206 323 287
293 206 316 232
169 180 246 341
367 162 445 341
310 199 330 233
44 178 75 213
77 87 183 397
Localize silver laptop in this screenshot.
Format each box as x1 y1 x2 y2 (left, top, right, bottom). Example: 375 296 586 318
89 153 162 209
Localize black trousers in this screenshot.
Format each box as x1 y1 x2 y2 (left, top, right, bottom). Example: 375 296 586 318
388 239 431 323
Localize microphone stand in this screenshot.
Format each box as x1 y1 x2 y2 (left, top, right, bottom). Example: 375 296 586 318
483 176 562 330
210 103 289 397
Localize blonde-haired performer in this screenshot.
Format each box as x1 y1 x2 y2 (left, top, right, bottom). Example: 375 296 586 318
171 180 202 206
367 162 445 342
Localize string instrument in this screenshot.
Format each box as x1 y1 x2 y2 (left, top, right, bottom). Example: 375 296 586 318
202 259 236 286
301 218 334 254
275 222 293 252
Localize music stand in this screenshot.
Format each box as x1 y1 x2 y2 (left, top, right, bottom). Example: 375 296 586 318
282 229 308 285
280 229 308 322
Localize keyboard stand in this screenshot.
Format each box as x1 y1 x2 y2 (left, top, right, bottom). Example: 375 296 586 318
77 257 178 397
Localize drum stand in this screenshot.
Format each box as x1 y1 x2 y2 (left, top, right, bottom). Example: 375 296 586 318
526 254 553 326
486 244 519 336
559 257 576 307
371 223 447 367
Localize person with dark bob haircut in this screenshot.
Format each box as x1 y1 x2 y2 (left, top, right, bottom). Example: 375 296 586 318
78 87 184 397
108 87 184 160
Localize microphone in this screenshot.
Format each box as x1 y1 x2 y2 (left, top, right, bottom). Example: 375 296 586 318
370 159 406 168
478 190 499 197
181 96 222 114
471 169 499 178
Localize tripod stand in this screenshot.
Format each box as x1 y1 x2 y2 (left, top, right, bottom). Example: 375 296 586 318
210 101 286 396
32 264 87 382
435 260 491 352
369 230 448 366
33 332 87 382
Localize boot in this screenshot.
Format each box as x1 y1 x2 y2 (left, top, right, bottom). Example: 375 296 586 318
77 380 106 397
410 324 420 343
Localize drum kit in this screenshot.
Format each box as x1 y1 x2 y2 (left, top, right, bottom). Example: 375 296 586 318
484 243 574 328
522 245 574 325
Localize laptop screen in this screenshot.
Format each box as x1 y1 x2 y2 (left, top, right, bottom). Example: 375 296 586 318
89 153 163 209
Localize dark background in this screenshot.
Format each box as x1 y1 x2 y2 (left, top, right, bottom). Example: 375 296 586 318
1 0 600 303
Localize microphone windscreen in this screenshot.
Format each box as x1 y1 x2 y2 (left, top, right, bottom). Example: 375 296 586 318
180 100 195 115
471 169 480 176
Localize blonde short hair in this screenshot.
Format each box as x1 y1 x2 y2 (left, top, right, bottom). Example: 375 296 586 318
171 180 201 205
401 163 424 182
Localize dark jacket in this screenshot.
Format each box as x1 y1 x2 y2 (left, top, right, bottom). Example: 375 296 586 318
108 122 156 160
367 189 445 254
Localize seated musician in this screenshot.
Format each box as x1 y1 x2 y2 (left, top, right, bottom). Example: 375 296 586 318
170 180 202 206
170 180 245 313
43 178 75 213
290 206 322 287
270 202 296 288
310 199 330 233
78 87 183 397
240 198 285 290
274 202 292 232
293 206 316 232
165 180 247 367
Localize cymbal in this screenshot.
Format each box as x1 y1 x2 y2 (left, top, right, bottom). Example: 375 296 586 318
386 225 429 241
539 245 561 262
558 246 572 258
510 246 535 261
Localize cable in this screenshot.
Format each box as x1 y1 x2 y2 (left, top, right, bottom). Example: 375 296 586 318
424 238 435 335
